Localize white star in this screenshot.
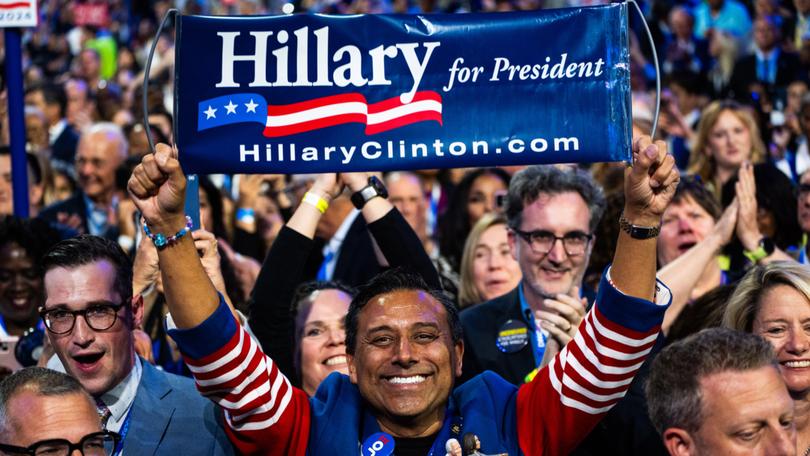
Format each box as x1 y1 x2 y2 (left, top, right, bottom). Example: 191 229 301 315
225 100 238 115
244 99 259 113
204 105 217 119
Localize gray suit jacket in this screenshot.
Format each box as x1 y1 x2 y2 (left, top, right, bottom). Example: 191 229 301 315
123 360 234 455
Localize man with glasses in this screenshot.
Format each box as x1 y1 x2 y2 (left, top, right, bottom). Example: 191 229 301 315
0 367 119 456
39 123 126 240
40 235 233 455
459 165 606 385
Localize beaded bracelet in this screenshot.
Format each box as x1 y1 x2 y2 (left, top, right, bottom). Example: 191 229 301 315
143 216 193 249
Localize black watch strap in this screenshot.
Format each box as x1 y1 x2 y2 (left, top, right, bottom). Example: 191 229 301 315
351 176 388 209
619 214 661 239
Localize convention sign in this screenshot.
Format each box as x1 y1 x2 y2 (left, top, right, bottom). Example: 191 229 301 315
174 5 631 174
0 0 37 27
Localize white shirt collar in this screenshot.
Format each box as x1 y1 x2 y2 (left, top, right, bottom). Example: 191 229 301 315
48 119 67 144
321 209 361 281
324 209 360 255
755 47 778 61
99 356 142 432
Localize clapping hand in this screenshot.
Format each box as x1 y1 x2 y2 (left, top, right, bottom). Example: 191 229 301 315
537 286 587 346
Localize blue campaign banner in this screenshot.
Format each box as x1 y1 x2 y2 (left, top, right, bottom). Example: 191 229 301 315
174 6 631 174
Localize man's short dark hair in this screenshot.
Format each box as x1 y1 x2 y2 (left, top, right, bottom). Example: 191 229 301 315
345 269 462 355
505 165 606 233
646 328 777 435
42 235 133 305
24 83 67 119
0 367 89 437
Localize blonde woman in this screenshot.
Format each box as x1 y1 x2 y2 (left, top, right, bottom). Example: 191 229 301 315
723 262 810 455
688 100 766 200
458 213 521 308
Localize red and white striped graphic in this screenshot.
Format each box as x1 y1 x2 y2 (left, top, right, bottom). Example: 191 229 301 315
262 91 442 137
0 1 31 8
547 306 660 414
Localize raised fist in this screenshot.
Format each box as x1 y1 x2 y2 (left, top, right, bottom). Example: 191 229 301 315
127 143 187 234
623 136 680 226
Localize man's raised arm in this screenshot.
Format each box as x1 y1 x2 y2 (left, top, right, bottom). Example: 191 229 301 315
612 136 679 300
516 136 679 455
127 144 220 328
127 144 310 455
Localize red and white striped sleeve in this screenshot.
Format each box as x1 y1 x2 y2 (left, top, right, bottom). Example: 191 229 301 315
516 268 671 455
168 297 311 455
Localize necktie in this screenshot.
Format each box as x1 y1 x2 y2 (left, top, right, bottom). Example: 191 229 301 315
757 56 766 82
317 250 335 281
96 398 111 429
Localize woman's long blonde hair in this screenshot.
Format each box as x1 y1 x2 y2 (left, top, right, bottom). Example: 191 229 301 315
688 100 765 188
722 262 810 333
459 213 510 308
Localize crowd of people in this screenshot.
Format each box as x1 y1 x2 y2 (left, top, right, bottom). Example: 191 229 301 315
2 0 810 455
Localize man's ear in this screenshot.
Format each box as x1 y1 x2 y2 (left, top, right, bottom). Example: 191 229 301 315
662 427 696 456
130 294 144 329
507 229 518 262
347 354 358 384
454 339 464 378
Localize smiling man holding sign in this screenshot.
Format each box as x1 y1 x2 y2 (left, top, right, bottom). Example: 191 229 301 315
126 135 677 455
173 6 632 175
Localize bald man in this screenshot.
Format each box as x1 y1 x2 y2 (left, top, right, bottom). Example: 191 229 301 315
39 122 128 239
0 367 115 454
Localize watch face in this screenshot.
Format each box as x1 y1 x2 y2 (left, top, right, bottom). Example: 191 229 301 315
369 176 388 198
352 176 388 209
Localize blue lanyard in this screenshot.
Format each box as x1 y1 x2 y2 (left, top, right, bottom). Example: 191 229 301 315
112 407 133 456
787 149 799 183
519 285 547 367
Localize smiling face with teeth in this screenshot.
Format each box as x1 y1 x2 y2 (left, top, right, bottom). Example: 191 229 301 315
508 192 593 302
753 284 810 395
296 288 351 396
347 289 463 437
0 242 44 334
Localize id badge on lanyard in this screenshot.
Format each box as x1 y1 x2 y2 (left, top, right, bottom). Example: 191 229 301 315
519 285 548 367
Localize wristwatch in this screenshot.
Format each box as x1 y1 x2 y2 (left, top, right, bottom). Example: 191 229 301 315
619 213 661 239
351 176 388 209
744 237 775 263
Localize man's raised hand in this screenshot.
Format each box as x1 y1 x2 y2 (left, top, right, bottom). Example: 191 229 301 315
127 143 187 233
624 136 680 226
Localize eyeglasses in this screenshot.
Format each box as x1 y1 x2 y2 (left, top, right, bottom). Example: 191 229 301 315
39 303 125 335
0 430 120 456
511 228 593 256
796 183 810 197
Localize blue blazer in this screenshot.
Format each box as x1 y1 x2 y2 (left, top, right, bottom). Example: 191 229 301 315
123 361 234 455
